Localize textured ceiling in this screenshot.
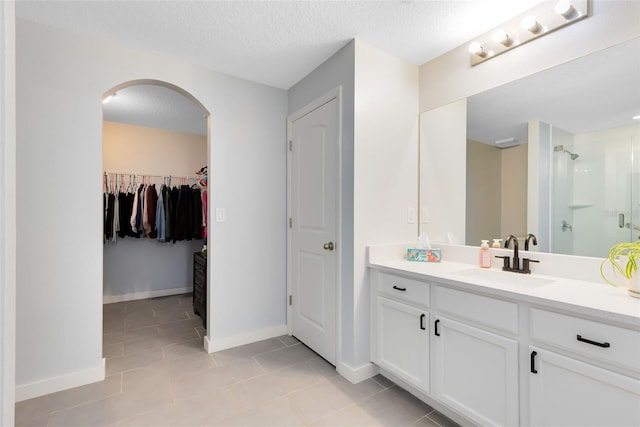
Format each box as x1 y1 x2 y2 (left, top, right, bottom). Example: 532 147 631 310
16 0 544 90
103 84 208 136
25 0 633 140
16 0 546 134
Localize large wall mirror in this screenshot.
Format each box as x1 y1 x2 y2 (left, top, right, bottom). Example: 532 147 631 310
420 37 640 258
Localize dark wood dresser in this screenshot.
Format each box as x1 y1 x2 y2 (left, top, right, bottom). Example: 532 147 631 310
192 252 207 327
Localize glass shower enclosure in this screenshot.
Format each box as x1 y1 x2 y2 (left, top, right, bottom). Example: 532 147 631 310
550 124 639 258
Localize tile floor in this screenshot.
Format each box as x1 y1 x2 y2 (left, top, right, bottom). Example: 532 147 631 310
15 293 460 427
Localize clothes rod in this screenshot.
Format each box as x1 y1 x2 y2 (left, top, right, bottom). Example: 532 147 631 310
103 172 198 180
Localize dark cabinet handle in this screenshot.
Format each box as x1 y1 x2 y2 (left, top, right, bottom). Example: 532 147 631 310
530 351 538 374
420 314 426 330
577 335 610 348
434 319 440 336
392 285 407 292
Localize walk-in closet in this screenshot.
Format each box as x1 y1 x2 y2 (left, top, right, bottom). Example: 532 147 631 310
102 82 209 322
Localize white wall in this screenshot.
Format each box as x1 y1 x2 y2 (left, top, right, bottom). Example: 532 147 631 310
528 121 553 252
287 40 419 377
16 19 287 399
419 99 467 243
353 40 419 369
102 122 206 301
1 1 16 423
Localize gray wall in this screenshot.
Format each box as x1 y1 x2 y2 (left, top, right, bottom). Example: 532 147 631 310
288 41 356 365
16 18 287 399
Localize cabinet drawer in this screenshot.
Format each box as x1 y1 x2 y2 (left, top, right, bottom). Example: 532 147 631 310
435 286 518 335
378 273 429 308
194 262 205 275
530 308 640 372
194 270 205 285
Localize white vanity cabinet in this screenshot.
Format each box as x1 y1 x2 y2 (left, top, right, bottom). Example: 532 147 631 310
369 266 640 427
371 272 430 392
431 286 519 427
528 308 640 426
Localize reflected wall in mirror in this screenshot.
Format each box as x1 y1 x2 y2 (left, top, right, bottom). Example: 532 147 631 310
420 37 640 258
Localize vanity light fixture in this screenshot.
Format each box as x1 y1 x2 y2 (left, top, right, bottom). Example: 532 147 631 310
468 0 589 66
633 114 640 120
555 0 579 20
468 41 488 58
522 16 543 35
492 30 513 47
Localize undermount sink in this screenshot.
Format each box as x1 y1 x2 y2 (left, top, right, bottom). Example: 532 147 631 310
454 268 556 288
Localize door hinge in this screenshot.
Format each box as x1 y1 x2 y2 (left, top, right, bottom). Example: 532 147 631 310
289 295 293 305
289 140 292 151
289 218 292 228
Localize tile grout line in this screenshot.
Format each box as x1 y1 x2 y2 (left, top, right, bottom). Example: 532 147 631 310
249 355 270 376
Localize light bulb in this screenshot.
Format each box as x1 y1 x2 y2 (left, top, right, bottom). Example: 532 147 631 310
492 30 512 47
522 16 543 34
468 42 487 57
555 0 578 20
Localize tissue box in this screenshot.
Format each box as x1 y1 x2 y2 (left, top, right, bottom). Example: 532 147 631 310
407 248 441 263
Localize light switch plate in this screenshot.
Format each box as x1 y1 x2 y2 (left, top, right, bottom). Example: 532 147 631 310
407 207 416 224
215 208 226 222
421 208 429 223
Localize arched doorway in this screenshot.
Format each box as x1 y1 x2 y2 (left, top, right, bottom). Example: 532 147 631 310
101 80 211 351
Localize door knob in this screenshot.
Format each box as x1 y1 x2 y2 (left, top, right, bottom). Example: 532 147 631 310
323 242 335 251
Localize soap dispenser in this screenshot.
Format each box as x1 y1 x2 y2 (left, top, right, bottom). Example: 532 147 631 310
479 240 492 269
492 239 502 248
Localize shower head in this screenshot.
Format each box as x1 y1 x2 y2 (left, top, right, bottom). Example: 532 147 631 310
564 150 579 160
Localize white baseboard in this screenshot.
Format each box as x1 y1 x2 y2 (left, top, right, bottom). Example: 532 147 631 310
15 358 105 402
204 325 288 353
103 286 191 304
337 361 379 384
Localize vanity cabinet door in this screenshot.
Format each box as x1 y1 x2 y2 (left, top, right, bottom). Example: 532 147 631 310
376 296 429 392
432 315 519 427
529 347 640 427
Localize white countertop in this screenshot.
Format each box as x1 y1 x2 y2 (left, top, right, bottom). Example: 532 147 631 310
369 257 640 328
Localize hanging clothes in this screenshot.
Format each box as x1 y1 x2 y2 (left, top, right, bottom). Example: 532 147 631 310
105 192 115 241
111 193 119 242
103 174 205 244
156 187 166 242
162 184 173 241
201 189 208 239
117 192 128 238
130 185 140 236
191 187 202 240
173 185 189 242
145 184 158 238
135 184 144 235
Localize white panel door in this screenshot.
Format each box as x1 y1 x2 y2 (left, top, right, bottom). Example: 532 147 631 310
290 97 338 364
